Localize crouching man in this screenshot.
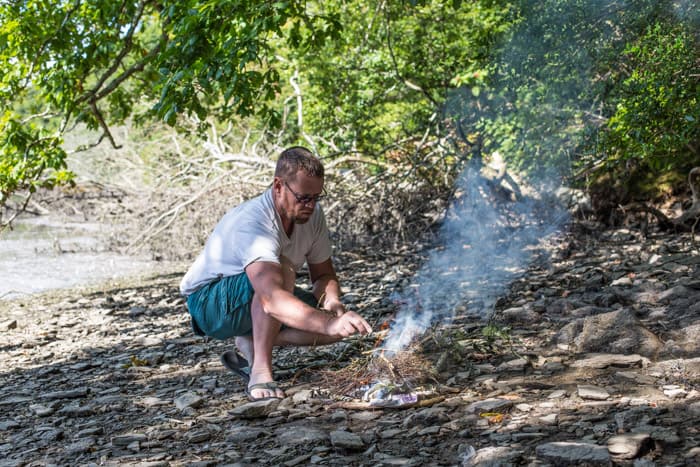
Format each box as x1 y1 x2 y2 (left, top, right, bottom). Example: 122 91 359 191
180 146 372 401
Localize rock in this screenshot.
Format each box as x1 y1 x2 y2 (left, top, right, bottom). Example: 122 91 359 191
498 357 528 372
539 413 559 425
657 285 693 303
577 385 610 401
174 392 204 410
465 398 513 414
29 404 54 417
569 354 649 369
292 389 314 404
112 433 147 446
0 420 20 430
64 438 96 455
276 426 328 446
607 433 651 459
632 425 681 445
229 398 280 418
614 408 654 432
225 426 270 443
462 446 522 466
330 430 364 450
41 387 89 400
554 309 663 357
548 390 567 399
185 430 211 443
402 407 449 427
662 385 687 399
1 319 17 331
536 441 611 466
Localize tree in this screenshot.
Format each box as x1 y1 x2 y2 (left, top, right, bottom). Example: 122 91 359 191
0 0 340 227
287 0 512 169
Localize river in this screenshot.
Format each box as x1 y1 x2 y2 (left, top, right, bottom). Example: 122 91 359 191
0 216 173 301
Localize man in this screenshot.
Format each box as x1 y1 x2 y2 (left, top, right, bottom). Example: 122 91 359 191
180 146 372 401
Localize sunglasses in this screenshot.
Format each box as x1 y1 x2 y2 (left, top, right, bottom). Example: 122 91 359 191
284 180 326 205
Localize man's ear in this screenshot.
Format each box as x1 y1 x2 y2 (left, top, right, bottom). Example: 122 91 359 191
272 177 283 195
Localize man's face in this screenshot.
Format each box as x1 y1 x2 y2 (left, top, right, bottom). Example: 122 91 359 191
276 171 325 225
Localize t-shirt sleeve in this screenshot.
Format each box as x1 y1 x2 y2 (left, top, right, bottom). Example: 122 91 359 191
306 208 332 265
238 224 281 268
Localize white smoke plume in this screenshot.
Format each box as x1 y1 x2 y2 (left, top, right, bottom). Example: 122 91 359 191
381 164 567 352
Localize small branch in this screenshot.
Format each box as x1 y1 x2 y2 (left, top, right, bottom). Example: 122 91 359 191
89 100 122 149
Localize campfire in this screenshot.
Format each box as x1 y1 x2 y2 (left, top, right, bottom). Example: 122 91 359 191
321 319 439 408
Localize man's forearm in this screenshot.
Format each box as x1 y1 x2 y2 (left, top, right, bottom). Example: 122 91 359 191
262 289 334 334
312 273 342 308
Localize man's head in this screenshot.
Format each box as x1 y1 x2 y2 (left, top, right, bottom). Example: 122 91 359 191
274 146 325 181
273 146 326 226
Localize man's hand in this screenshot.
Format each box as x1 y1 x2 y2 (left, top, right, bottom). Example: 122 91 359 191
325 311 372 337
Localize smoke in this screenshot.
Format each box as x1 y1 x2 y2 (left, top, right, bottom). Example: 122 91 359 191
380 0 695 352
382 163 567 352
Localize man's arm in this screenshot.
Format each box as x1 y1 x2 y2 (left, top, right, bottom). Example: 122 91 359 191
246 261 371 337
308 258 345 316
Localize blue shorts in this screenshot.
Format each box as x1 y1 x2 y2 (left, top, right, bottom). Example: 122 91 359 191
186 272 318 340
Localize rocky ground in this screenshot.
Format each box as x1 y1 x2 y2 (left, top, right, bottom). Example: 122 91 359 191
1 220 699 466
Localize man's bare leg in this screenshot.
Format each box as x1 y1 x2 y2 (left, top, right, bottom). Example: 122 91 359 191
235 327 337 364
247 294 285 399
245 258 300 399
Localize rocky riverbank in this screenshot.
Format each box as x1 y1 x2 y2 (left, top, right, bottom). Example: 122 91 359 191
1 220 699 466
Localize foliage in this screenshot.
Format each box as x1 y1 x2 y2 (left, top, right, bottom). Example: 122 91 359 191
0 0 339 226
599 22 699 173
289 0 512 166
0 112 73 225
2 0 698 230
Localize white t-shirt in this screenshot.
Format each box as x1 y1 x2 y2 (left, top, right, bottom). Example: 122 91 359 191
179 188 332 296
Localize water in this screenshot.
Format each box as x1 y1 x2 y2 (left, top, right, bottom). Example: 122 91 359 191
0 216 168 300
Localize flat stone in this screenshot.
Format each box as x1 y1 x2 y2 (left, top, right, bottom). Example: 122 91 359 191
65 437 96 455
548 390 567 399
112 433 147 446
465 398 513 414
0 420 21 430
29 404 54 417
536 441 611 466
578 385 610 400
229 398 281 418
632 425 681 445
185 430 211 443
607 433 651 459
56 403 94 417
498 358 528 372
41 387 89 400
225 426 270 443
330 430 364 450
463 446 522 467
570 354 649 369
276 426 328 446
0 396 33 406
539 413 558 425
174 392 204 410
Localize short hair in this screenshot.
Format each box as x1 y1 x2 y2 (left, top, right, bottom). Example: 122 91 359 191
275 146 325 181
